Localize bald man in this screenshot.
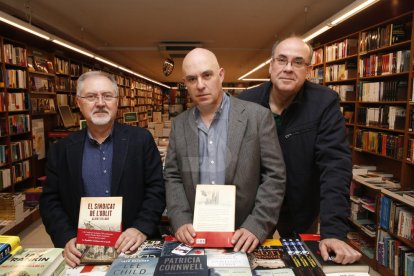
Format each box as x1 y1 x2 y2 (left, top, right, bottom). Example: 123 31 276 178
164 48 286 252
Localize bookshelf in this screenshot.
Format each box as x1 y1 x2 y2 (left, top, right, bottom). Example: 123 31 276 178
312 8 414 275
0 21 166 235
0 38 33 192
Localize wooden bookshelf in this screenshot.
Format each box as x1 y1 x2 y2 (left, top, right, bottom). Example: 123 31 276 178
313 5 414 272
0 20 166 235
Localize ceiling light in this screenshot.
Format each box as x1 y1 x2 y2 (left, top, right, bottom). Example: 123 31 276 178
52 39 94 58
94 57 120 68
302 25 332 42
242 78 270 82
0 11 50 40
0 10 169 89
238 59 271 80
239 0 380 80
330 0 379 26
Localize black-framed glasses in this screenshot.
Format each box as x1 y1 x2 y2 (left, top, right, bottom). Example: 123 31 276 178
78 94 118 103
272 56 309 69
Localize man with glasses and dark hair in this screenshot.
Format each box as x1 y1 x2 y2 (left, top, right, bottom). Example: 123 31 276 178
239 36 361 264
40 71 165 267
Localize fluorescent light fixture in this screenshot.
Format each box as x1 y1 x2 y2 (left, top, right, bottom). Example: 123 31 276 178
0 11 50 40
302 25 332 42
94 57 120 68
0 10 169 89
238 59 271 80
330 0 379 26
242 78 270 82
239 0 379 80
52 39 94 58
223 87 247 90
247 83 262 89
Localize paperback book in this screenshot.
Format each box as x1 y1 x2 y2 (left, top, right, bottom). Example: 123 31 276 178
154 255 208 276
0 247 65 276
76 196 123 264
303 239 370 274
106 257 158 276
248 240 287 270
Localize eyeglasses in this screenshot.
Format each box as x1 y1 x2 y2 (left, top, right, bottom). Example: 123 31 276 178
272 57 310 69
78 94 118 103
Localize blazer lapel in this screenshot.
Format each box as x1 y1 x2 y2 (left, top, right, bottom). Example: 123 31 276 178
111 124 128 195
186 110 200 186
226 97 247 183
66 131 86 198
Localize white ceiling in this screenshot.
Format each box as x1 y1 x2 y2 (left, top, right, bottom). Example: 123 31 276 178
0 0 357 84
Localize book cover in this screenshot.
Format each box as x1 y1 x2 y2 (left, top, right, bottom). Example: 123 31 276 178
76 197 123 264
64 264 110 276
154 255 208 276
248 243 287 270
205 248 250 268
0 243 12 259
32 118 46 160
0 247 65 276
161 240 204 257
252 268 295 275
192 184 235 247
106 257 158 276
0 235 20 251
303 240 370 274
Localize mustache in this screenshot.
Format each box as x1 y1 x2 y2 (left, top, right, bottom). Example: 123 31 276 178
92 108 110 114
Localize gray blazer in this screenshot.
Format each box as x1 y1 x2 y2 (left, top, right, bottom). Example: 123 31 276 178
164 95 286 242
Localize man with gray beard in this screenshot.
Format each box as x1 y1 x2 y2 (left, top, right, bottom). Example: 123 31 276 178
40 71 165 267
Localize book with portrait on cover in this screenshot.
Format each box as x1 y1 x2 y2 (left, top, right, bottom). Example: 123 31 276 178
76 197 123 264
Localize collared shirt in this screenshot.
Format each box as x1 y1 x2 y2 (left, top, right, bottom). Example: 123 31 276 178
82 131 113 196
195 93 230 185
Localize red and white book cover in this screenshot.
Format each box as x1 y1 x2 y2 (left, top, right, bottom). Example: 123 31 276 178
76 196 123 264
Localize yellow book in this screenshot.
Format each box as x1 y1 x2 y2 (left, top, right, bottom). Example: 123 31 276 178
0 235 20 251
261 239 282 246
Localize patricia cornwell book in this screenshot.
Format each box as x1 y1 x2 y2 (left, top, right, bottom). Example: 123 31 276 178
76 197 123 264
154 255 208 276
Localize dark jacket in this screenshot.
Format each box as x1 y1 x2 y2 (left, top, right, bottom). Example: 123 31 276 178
238 81 351 240
40 123 166 247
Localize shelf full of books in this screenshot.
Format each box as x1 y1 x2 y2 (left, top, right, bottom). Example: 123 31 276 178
311 9 414 275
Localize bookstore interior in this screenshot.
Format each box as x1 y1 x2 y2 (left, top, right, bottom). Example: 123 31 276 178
0 0 414 275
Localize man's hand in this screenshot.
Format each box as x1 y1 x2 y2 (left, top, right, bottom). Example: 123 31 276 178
175 224 196 245
115 228 147 253
319 238 362 264
231 228 259 253
63 238 82 268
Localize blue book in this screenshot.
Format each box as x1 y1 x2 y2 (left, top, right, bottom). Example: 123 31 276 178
107 257 158 276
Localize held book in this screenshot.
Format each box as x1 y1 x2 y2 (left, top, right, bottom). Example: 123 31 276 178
76 196 123 264
0 247 65 276
192 184 235 248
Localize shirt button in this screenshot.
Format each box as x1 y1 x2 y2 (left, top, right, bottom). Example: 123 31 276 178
105 190 109 194
103 157 106 160
104 170 107 173
211 181 215 184
209 141 213 144
210 160 214 164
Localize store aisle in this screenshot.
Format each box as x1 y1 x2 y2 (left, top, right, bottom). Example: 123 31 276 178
18 218 53 248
